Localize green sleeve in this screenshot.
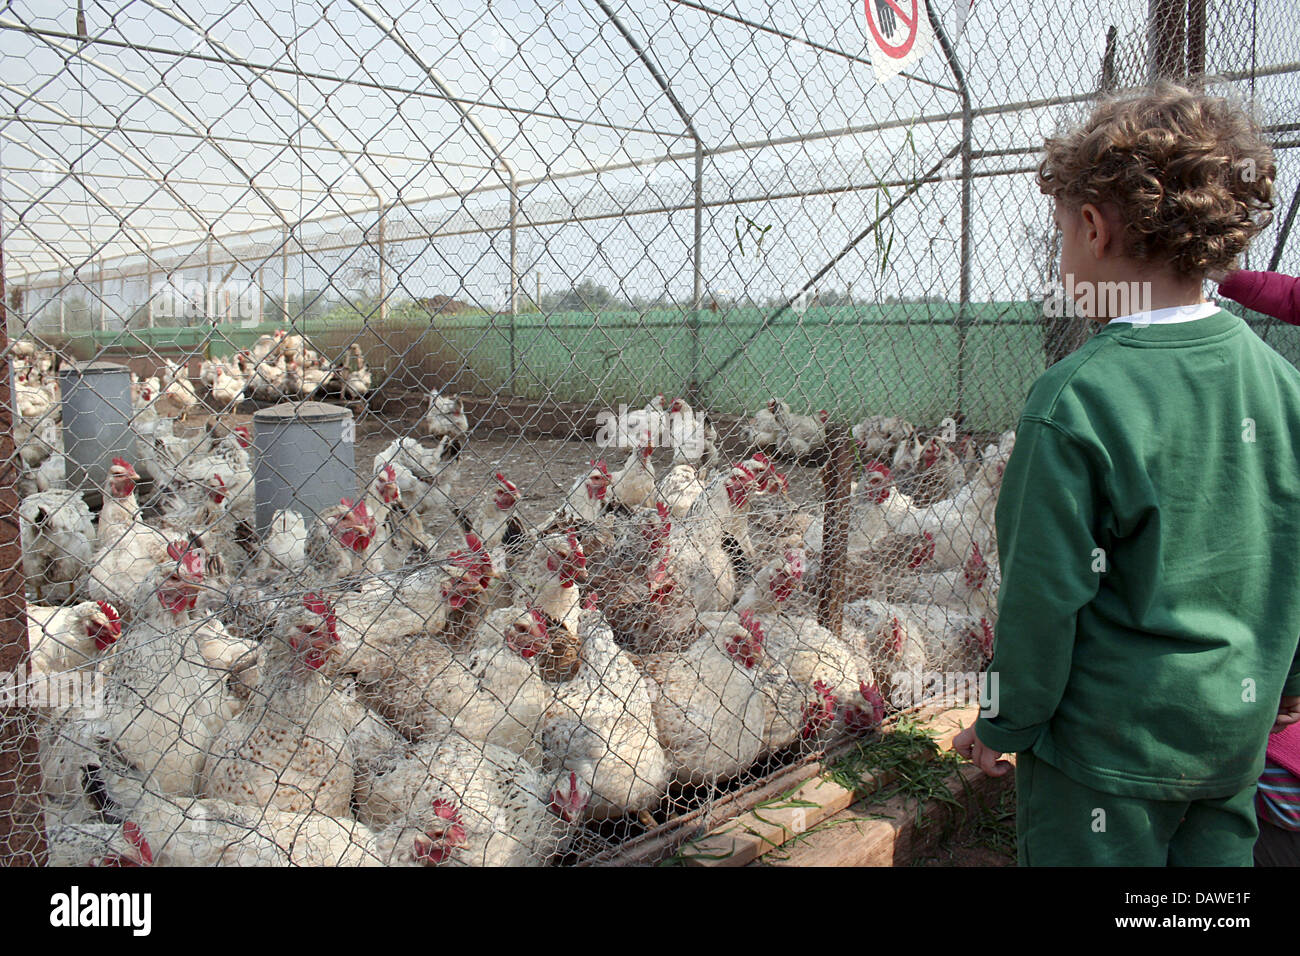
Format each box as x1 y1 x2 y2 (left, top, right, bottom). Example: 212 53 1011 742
975 416 1103 754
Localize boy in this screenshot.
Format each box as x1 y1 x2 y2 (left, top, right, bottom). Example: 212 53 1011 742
953 83 1300 866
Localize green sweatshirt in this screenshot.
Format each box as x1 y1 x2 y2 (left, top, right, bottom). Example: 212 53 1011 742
976 308 1300 800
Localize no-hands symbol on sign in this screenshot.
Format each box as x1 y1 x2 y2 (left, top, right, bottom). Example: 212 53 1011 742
865 0 920 59
863 0 936 82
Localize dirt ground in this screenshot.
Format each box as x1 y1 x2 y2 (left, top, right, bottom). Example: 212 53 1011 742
911 781 1017 867
176 390 832 537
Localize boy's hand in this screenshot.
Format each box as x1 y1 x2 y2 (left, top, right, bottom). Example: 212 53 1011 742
953 723 1013 777
1272 695 1300 734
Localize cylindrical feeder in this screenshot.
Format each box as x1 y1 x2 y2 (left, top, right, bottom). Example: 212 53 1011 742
58 361 135 495
253 401 357 536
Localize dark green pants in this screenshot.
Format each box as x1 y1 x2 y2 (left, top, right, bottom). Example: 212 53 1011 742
1016 750 1258 866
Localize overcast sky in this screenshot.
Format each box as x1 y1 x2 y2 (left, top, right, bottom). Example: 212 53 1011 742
3 0 1298 324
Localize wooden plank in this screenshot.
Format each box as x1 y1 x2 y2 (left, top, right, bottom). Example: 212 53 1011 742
757 756 1015 867
677 703 979 866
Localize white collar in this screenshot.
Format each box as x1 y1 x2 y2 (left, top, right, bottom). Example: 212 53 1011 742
1108 301 1221 326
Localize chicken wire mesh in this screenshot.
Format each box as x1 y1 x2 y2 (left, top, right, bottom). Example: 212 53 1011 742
0 0 1298 867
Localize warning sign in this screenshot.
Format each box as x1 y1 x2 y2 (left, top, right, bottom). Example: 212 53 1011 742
863 0 936 83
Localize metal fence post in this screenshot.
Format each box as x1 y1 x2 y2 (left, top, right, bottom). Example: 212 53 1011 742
690 143 704 405
378 203 389 326
0 242 47 866
927 0 972 423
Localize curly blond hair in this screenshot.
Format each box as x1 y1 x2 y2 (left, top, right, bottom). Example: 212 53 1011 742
1038 81 1276 276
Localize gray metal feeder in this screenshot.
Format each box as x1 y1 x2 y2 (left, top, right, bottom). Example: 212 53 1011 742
58 360 135 495
253 401 357 536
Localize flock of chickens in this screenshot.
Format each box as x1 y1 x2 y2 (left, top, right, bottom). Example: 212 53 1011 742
10 332 1015 867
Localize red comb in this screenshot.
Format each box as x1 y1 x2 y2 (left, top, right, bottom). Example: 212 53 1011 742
97 600 120 622
123 822 153 865
303 592 333 617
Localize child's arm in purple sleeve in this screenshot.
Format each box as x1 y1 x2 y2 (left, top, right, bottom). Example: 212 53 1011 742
1218 270 1300 325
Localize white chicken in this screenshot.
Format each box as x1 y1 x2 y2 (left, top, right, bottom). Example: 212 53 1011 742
538 607 668 818
19 489 95 603
84 460 176 617
775 405 828 459
460 472 527 558
906 435 968 507
254 507 309 571
640 611 767 784
82 762 438 867
711 550 870 751
620 394 668 448
201 592 357 816
656 462 705 519
339 344 372 401
609 441 657 511
15 413 66 497
881 445 1009 570
880 542 999 621
355 728 582 867
26 600 121 678
364 463 430 571
510 531 589 636
841 598 928 706
373 436 460 536
154 360 200 421
748 398 787 450
802 459 916 555
852 415 915 460
90 542 248 796
665 397 718 470
547 459 614 529
330 536 547 755
662 461 767 611
421 388 470 456
244 354 290 402
208 363 246 409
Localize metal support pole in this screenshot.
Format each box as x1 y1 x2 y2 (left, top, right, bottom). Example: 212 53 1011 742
256 265 265 327
1187 0 1206 79
205 233 214 330
508 175 518 384
377 203 389 326
1149 0 1187 82
7 284 22 338
97 259 106 332
594 0 705 403
509 173 519 317
927 0 972 423
689 142 704 405
0 241 47 865
817 421 853 637
281 226 290 324
145 248 154 329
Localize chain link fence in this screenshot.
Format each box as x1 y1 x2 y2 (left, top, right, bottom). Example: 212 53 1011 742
0 0 1297 866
